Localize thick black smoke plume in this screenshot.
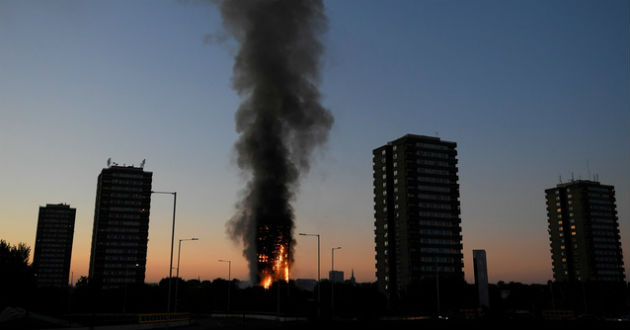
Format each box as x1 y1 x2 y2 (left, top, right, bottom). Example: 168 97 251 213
219 0 333 284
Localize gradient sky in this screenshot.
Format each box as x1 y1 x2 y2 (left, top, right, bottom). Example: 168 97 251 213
1 0 628 284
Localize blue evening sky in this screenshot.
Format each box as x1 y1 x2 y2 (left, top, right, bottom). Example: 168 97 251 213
1 0 628 283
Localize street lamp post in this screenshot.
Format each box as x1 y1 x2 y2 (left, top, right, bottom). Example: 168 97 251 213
218 260 231 313
299 233 320 318
331 246 342 318
151 190 177 313
175 238 199 312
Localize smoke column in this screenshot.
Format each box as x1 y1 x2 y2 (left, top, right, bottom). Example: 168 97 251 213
219 0 333 285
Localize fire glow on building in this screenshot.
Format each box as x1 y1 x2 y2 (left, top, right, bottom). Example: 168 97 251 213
257 226 291 289
218 0 333 288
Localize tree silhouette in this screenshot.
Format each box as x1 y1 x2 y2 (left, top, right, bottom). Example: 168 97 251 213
0 239 34 309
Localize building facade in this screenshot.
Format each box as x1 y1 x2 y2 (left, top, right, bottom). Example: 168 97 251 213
373 134 464 298
473 249 489 308
88 164 152 289
329 270 344 283
545 180 625 282
32 203 76 287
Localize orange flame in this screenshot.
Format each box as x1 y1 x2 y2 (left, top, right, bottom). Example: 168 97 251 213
258 244 290 289
262 275 272 289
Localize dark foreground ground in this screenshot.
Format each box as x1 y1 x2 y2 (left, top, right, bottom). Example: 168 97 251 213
185 316 629 330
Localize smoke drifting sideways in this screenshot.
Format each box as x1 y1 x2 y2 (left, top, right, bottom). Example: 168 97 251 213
218 0 333 287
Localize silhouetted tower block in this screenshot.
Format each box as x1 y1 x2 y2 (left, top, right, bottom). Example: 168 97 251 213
33 203 76 288
329 270 344 283
373 134 464 300
473 249 489 308
88 164 152 289
545 180 625 282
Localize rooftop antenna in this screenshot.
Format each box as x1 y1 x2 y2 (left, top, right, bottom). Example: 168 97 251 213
140 159 146 168
558 175 563 184
571 172 574 182
107 158 111 167
586 160 591 180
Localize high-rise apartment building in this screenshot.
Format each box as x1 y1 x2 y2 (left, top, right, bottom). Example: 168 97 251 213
89 164 152 289
473 249 489 308
545 180 625 282
373 134 463 298
32 203 76 287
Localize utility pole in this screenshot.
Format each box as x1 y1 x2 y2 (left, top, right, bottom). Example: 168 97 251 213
299 233 321 318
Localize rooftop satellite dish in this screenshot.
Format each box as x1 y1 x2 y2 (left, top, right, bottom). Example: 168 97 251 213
107 158 111 167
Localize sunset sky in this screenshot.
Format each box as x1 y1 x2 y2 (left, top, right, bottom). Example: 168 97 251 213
1 0 628 284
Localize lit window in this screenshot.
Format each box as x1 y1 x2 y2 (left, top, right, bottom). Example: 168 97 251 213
571 232 576 236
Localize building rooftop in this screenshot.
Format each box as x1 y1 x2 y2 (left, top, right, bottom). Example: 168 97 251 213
551 179 609 189
42 203 73 208
387 134 456 146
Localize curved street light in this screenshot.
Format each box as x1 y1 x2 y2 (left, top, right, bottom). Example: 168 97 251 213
299 232 320 318
174 237 199 312
331 246 342 318
218 259 232 313
151 190 177 313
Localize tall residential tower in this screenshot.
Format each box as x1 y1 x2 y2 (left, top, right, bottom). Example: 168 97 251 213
88 164 152 289
373 134 464 299
545 180 625 282
32 203 76 287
